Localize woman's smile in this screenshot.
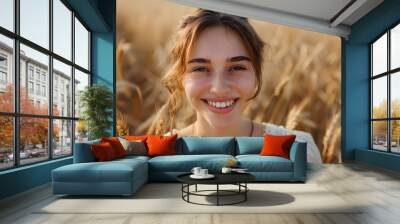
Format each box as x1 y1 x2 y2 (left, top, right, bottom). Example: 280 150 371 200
201 97 240 114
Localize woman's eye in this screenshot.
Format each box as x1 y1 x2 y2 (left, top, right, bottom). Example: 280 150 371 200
192 67 208 72
229 65 246 72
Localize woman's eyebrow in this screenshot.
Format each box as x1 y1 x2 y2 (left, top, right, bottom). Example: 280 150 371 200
188 58 210 64
187 56 250 64
229 56 251 62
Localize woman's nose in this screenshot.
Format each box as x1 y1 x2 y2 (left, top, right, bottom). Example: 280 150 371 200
209 70 230 95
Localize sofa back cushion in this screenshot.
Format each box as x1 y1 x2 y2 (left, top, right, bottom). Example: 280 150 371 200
101 137 127 158
235 137 264 155
91 142 118 161
147 134 177 157
260 134 296 159
73 139 100 163
176 137 235 155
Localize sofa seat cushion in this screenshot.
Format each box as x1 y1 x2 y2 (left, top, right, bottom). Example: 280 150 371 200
149 154 235 172
236 155 293 172
52 159 147 183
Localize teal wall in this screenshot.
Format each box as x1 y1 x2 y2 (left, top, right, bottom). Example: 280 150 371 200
0 0 116 200
0 158 72 199
342 0 400 171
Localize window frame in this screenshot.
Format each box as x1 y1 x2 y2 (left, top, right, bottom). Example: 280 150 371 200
370 21 400 154
0 0 92 171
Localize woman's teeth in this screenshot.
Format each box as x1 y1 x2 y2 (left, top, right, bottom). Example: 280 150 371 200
206 100 235 108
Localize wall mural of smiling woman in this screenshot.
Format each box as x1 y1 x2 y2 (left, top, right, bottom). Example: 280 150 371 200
117 0 341 163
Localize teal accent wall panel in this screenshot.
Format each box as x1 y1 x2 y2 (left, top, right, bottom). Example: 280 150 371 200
0 158 72 199
355 149 400 172
342 43 370 160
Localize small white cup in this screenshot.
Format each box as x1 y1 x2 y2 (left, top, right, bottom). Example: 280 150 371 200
191 167 202 176
200 169 208 176
221 167 232 174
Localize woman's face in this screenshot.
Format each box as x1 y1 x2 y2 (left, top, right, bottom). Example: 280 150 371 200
183 26 257 128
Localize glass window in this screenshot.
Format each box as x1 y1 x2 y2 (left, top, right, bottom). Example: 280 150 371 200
35 70 40 80
0 71 7 84
0 54 7 67
74 69 89 118
0 116 13 170
42 85 46 96
0 35 14 113
0 0 91 170
372 121 388 151
392 120 400 153
75 120 88 143
391 72 400 118
20 0 49 49
372 33 387 76
371 25 400 154
53 59 72 116
28 67 34 80
19 117 49 165
0 0 14 32
74 17 89 70
391 24 400 70
20 44 49 115
28 81 33 93
53 119 72 158
372 76 387 119
53 0 72 60
36 83 40 95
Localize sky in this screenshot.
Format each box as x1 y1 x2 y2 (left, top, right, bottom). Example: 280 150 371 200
0 0 89 74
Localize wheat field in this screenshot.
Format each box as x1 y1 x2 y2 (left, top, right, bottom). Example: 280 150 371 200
116 0 341 163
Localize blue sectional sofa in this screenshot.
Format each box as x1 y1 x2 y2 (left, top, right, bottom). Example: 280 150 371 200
52 137 307 196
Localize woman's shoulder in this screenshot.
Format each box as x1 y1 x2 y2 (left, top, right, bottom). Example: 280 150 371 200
260 122 291 135
164 125 193 137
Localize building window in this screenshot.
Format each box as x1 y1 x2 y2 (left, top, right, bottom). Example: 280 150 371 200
28 81 34 94
35 83 40 95
370 23 400 154
0 54 7 67
41 73 46 83
42 85 46 97
28 66 34 80
0 0 91 170
0 54 7 87
35 70 40 81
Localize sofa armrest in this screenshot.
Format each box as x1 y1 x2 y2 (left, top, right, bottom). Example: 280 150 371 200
73 140 100 163
289 141 307 181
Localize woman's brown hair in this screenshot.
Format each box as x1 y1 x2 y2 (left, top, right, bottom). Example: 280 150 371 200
149 9 265 135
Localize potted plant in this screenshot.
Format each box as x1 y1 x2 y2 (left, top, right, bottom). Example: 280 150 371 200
79 84 113 140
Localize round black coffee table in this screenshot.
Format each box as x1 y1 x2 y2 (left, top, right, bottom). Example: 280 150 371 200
177 173 255 206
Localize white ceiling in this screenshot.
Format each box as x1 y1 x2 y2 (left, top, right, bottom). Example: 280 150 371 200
169 0 384 38
228 0 352 22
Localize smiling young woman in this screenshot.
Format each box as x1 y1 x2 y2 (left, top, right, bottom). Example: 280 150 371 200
151 9 265 137
149 9 322 163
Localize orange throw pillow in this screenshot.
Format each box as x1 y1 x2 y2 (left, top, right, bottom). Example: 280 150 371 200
91 142 117 161
146 134 177 157
260 134 296 159
123 135 148 141
101 137 126 158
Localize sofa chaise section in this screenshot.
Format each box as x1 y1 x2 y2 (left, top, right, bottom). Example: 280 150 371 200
52 142 149 196
235 137 307 182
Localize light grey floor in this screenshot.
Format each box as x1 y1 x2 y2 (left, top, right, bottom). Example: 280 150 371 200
1 162 400 224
